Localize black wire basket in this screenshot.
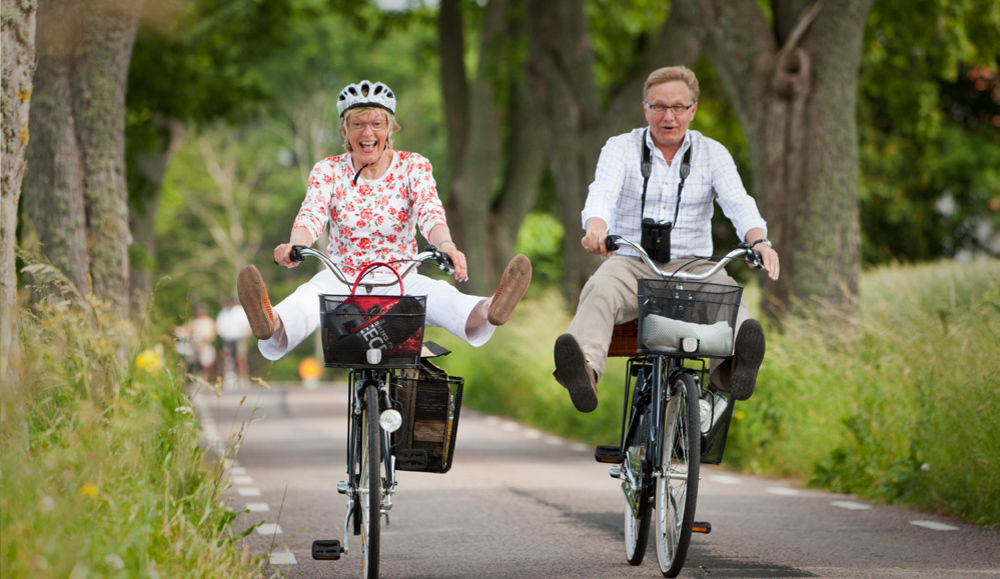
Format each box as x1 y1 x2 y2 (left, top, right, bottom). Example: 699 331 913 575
637 278 743 358
320 294 427 368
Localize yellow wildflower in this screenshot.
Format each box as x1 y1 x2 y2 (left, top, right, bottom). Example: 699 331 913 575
79 483 99 498
136 349 163 373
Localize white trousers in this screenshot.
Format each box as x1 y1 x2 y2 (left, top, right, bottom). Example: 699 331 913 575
258 269 495 360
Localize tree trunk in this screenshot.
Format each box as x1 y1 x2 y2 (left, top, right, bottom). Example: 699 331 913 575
1 0 38 404
22 0 142 318
697 0 871 323
526 0 704 303
439 0 545 294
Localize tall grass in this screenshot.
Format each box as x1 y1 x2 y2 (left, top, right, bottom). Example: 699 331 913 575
0 291 262 576
431 259 1000 527
726 259 1000 526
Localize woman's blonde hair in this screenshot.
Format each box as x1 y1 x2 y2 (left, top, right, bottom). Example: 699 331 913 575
338 106 401 153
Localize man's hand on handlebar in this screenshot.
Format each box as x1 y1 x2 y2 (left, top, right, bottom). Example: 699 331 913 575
582 218 614 257
755 245 780 280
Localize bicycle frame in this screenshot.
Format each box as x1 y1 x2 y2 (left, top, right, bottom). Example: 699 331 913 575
602 234 761 576
293 244 455 577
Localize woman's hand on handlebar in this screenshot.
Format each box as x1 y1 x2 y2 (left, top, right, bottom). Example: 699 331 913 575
438 241 469 283
273 243 302 268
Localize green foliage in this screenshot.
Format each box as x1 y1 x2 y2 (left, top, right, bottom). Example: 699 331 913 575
584 0 668 99
1 296 260 576
859 0 1000 264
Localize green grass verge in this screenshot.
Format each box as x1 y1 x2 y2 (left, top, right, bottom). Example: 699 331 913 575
1 298 262 577
427 259 1000 527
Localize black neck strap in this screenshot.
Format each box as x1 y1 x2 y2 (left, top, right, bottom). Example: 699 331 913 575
640 130 692 224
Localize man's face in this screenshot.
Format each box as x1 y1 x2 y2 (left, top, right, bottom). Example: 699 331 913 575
644 80 698 151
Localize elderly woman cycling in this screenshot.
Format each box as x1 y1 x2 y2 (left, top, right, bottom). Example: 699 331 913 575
238 80 532 360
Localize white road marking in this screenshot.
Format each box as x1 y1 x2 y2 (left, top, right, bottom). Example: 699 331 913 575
269 551 297 565
232 475 253 485
246 503 270 512
231 466 248 475
545 436 565 445
832 500 871 510
238 487 262 497
910 520 958 531
257 523 282 535
766 487 800 496
570 443 590 452
710 475 741 485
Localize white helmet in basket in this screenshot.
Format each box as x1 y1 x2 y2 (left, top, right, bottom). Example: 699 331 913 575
337 80 396 116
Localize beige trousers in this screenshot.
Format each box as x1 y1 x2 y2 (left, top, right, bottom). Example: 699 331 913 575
566 255 749 390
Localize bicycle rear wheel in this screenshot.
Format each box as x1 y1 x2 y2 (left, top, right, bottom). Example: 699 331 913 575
655 372 700 577
359 383 382 578
623 370 653 565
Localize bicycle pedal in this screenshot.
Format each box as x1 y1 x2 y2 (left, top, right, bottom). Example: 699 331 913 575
692 521 712 534
594 445 624 463
312 539 344 560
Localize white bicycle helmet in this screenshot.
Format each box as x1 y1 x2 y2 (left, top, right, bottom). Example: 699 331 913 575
337 80 396 116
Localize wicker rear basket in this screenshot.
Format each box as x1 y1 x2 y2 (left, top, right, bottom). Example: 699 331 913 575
392 359 463 473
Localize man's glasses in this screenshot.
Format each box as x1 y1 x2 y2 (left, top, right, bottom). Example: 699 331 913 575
644 102 694 115
348 119 388 132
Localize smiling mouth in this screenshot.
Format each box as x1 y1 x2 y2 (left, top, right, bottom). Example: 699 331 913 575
359 140 379 153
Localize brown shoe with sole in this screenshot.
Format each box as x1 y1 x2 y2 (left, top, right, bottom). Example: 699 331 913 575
237 265 275 340
553 333 599 412
487 254 532 325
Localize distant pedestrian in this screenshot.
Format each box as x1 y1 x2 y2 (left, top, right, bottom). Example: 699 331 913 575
186 303 217 382
216 297 251 387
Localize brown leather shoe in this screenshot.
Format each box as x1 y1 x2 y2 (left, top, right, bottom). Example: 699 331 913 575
553 333 598 412
487 254 532 325
237 265 275 340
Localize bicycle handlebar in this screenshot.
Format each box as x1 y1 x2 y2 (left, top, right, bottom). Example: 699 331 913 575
604 235 763 281
288 244 456 287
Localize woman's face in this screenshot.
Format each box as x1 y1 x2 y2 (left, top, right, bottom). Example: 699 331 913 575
345 109 391 167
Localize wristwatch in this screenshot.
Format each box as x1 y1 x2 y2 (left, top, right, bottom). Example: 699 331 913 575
751 238 772 248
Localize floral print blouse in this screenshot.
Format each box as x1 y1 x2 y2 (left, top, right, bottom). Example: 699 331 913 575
293 150 448 278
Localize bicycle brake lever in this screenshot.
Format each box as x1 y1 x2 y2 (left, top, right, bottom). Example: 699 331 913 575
604 235 620 252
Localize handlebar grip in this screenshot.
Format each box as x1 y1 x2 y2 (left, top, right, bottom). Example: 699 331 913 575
289 244 307 263
604 235 620 252
437 252 455 275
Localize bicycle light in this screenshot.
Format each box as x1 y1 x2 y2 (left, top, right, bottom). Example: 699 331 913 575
680 337 700 353
379 409 402 433
366 348 383 365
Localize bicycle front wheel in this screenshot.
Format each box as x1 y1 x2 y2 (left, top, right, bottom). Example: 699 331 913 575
655 372 700 577
359 383 382 578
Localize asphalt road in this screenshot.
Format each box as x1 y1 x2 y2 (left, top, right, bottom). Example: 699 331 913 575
195 382 1000 578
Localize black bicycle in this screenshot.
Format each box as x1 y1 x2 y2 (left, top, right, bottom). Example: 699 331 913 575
289 244 462 579
594 235 763 577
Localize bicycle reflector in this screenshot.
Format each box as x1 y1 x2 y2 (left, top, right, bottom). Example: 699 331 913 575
680 337 700 353
379 409 402 433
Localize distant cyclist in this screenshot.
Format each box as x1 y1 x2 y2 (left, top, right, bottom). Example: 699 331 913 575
553 66 780 413
237 80 532 360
